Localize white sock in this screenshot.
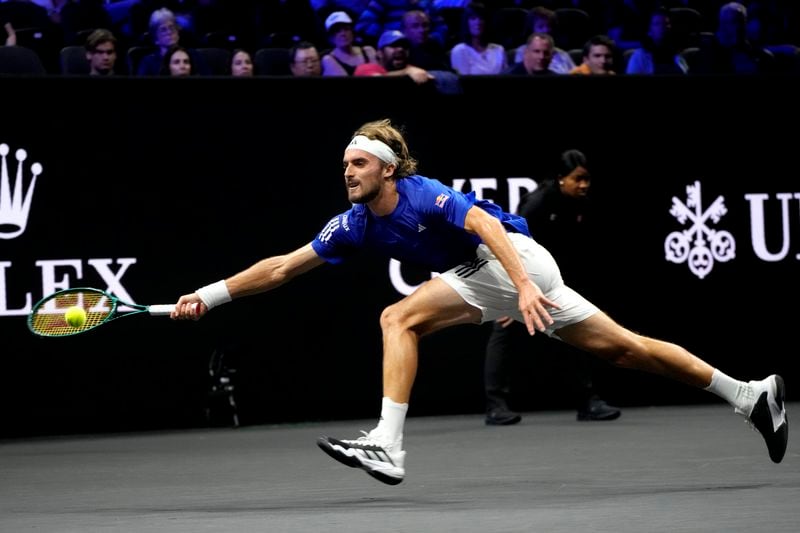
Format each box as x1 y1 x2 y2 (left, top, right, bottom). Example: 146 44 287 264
375 397 408 447
705 369 751 412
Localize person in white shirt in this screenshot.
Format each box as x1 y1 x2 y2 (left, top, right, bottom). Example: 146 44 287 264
448 2 507 75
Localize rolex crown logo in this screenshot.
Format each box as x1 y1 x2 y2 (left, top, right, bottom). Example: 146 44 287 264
0 143 44 239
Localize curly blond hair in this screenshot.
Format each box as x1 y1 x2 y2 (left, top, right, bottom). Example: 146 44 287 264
351 119 417 178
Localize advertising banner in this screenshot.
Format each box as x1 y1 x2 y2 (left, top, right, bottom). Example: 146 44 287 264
2 76 796 437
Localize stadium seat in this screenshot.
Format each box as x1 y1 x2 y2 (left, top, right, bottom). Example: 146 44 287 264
196 47 232 75
0 45 47 75
254 47 290 75
60 45 90 75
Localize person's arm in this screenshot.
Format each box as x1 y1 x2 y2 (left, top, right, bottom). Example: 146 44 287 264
384 64 434 84
448 44 468 75
171 242 325 319
4 23 16 46
320 54 344 76
463 206 558 335
625 49 649 74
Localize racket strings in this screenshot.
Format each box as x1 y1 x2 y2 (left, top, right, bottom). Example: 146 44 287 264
29 290 112 336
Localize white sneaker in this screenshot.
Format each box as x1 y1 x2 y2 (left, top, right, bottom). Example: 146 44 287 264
317 429 406 485
736 374 788 463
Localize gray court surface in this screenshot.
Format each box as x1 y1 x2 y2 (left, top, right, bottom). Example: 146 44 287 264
1 403 797 533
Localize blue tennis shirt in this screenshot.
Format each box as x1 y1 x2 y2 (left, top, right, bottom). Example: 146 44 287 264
312 175 530 272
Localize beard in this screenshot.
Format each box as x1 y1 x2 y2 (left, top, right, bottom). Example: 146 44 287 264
347 182 380 204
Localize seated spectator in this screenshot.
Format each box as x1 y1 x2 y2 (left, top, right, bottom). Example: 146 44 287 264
515 6 575 74
693 1 776 74
355 29 433 84
289 41 322 77
355 29 461 93
160 44 193 76
137 7 210 76
85 28 118 76
569 35 616 75
504 32 558 76
321 11 378 76
448 2 507 75
129 0 196 38
626 7 688 75
231 48 254 77
402 8 451 71
356 0 447 46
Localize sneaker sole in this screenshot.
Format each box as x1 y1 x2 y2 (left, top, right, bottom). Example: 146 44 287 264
316 437 404 486
577 411 622 421
750 375 788 463
485 414 522 426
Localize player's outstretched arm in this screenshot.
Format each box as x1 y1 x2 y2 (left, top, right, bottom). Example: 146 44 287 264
464 206 558 335
171 243 325 320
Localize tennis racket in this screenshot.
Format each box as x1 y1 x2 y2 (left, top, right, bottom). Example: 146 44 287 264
27 287 177 338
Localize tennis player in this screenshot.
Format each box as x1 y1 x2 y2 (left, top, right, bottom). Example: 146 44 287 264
171 118 788 485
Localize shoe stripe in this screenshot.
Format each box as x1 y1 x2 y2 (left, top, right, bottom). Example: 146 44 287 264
360 449 393 465
333 441 396 466
319 436 405 483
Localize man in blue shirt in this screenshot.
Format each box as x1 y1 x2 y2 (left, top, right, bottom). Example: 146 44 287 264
171 119 787 485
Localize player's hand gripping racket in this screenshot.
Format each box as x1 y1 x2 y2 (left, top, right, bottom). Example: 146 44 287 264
27 287 176 338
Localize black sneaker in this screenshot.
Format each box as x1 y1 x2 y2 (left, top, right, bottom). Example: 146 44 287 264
577 396 621 421
485 408 522 426
739 374 788 463
317 430 405 485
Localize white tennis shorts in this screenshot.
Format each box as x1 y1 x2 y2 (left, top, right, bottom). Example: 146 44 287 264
438 232 599 337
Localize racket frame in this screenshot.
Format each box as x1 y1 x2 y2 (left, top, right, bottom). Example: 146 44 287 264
27 287 173 338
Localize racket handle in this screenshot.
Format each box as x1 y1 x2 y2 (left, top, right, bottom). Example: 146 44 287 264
149 304 176 315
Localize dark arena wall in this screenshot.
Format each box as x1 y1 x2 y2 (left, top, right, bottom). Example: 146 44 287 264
2 75 797 437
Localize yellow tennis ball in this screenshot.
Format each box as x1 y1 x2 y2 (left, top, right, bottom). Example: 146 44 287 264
65 305 87 328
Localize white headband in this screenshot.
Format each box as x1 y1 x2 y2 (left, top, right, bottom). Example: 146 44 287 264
346 135 398 165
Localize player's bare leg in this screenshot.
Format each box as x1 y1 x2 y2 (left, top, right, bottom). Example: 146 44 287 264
558 311 787 462
556 312 714 387
380 277 482 403
317 277 481 484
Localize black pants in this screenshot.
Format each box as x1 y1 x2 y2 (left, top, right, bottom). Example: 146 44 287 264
484 320 598 413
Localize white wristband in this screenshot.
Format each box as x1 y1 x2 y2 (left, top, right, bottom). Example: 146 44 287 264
195 280 231 310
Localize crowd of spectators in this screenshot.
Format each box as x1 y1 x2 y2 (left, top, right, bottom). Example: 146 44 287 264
0 0 798 77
